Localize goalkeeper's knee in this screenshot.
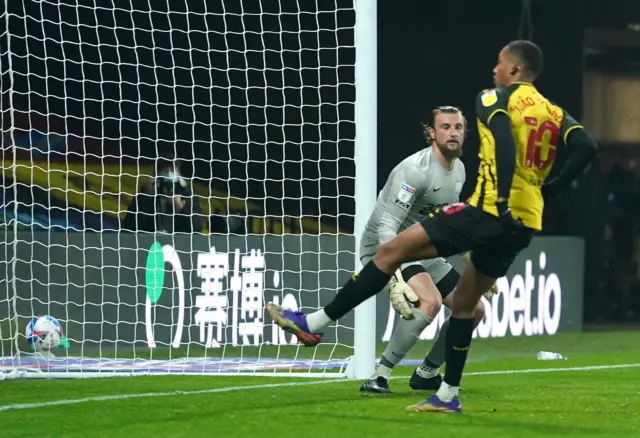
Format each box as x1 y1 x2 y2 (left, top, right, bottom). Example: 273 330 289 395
401 271 442 319
414 289 442 320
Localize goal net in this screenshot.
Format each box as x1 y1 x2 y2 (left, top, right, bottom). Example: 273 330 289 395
0 0 372 379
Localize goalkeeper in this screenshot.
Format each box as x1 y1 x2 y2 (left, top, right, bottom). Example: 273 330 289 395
358 106 493 394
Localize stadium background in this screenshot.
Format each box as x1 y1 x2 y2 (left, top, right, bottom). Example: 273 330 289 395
1 0 640 330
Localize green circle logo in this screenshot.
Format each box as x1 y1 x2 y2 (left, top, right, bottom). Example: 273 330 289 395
145 242 165 304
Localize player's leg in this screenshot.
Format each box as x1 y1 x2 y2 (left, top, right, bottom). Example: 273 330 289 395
410 289 486 390
408 228 532 413
265 221 447 346
265 202 481 347
403 260 459 390
360 264 442 394
406 259 494 413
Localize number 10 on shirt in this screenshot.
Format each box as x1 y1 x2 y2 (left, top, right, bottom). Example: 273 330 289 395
523 116 560 170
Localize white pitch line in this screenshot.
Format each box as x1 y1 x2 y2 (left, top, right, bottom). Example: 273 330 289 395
391 362 640 379
0 378 345 412
0 362 639 413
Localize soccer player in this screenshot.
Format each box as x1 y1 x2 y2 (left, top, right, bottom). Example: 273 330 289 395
356 106 490 394
267 40 598 413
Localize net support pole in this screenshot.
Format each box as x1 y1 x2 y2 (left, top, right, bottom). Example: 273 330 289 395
350 0 377 380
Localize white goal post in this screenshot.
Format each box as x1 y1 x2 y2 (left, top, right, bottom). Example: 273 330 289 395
0 0 377 379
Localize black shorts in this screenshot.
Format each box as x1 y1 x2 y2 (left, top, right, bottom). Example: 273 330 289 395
419 202 533 278
398 263 459 299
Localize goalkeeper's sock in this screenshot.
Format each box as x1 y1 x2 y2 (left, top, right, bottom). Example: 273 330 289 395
419 316 450 376
438 316 474 401
310 261 391 332
381 308 433 367
371 360 393 379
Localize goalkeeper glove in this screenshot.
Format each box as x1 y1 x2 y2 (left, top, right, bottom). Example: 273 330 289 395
388 268 419 319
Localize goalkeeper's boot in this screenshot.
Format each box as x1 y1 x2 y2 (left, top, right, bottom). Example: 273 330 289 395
265 302 323 347
360 376 392 394
406 394 462 414
409 369 442 391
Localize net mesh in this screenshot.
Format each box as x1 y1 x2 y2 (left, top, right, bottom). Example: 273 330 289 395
0 0 357 378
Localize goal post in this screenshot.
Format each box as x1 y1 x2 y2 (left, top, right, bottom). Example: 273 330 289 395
351 0 377 380
0 0 378 379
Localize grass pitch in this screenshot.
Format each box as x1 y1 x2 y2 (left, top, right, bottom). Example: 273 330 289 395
1 331 639 437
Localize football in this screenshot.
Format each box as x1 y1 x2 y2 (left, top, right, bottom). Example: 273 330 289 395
25 315 63 351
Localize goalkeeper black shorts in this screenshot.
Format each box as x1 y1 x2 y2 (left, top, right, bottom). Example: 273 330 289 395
419 202 533 278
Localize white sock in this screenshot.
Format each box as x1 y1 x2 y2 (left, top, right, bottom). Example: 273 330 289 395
306 309 332 333
436 381 459 402
416 366 439 379
371 364 393 379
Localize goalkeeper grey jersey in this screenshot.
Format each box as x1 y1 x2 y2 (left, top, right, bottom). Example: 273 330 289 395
363 146 466 245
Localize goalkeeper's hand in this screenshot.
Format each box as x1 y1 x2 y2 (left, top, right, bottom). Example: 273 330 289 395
388 268 419 320
460 252 498 298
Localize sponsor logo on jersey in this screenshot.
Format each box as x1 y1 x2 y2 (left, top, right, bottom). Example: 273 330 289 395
396 183 416 204
418 203 447 216
394 199 411 210
401 184 415 194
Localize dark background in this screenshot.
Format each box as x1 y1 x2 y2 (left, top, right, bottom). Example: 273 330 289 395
2 0 640 325
0 0 603 231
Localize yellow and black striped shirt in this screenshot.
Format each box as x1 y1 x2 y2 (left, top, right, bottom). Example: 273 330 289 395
467 82 583 231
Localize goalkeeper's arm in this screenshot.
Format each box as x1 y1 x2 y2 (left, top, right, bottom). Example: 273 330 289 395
377 179 420 246
375 169 424 318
